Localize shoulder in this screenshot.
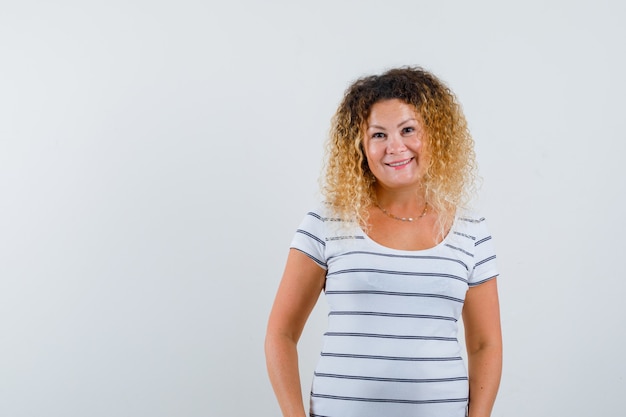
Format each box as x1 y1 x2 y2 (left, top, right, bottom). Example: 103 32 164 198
447 209 494 253
294 202 341 237
299 202 352 227
454 209 491 236
456 208 486 225
296 202 362 243
291 202 359 268
453 209 499 284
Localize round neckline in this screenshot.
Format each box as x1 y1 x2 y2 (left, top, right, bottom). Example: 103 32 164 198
358 214 457 254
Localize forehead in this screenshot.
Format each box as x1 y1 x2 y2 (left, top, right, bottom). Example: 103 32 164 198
367 99 420 124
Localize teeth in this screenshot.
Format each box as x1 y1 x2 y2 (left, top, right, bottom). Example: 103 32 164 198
388 159 411 167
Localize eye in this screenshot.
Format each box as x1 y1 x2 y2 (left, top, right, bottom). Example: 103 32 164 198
371 132 386 140
402 126 415 135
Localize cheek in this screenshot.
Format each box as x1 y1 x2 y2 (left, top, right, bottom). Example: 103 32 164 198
414 138 428 158
365 146 384 171
363 142 380 164
361 143 374 173
412 136 425 152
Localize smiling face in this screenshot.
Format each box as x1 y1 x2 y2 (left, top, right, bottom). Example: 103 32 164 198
363 99 428 192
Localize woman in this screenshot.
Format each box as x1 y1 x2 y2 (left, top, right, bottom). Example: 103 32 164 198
265 67 502 417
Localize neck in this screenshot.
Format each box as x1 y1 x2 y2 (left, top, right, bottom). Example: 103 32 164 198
374 186 426 210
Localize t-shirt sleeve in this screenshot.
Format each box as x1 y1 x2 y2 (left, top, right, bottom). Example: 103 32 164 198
289 209 328 270
469 218 499 286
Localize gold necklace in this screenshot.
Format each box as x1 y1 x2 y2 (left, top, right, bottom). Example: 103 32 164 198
377 202 428 222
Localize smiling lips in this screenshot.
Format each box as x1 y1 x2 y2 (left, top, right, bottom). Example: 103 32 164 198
386 157 414 169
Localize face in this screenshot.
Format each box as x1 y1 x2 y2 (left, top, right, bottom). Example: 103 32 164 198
363 99 428 191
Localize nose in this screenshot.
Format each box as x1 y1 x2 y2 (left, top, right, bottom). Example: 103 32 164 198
386 133 407 154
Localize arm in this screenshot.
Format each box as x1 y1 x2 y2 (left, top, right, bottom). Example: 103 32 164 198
265 248 326 417
462 278 502 417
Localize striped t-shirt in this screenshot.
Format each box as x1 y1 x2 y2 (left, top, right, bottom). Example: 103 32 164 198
290 204 499 417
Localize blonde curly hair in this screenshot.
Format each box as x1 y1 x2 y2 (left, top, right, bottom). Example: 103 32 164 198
322 66 477 231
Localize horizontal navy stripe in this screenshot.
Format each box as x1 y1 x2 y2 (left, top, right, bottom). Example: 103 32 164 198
475 235 492 246
453 231 475 241
324 290 464 303
327 251 469 271
458 216 485 224
307 211 344 222
326 269 467 283
326 235 365 241
291 248 327 268
311 393 468 404
444 244 474 257
475 255 496 268
329 311 456 322
296 229 326 246
314 372 468 384
307 211 323 221
320 352 463 362
324 332 457 341
469 275 498 287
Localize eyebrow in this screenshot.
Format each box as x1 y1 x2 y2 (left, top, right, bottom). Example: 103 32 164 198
367 118 417 130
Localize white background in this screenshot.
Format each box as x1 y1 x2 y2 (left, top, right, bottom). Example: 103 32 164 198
1 1 625 416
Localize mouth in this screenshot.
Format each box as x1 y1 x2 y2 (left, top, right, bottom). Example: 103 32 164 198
385 158 414 168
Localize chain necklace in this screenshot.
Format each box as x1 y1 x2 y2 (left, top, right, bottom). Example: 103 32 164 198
377 202 428 222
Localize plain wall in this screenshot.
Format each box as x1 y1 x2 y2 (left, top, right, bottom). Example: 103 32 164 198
1 1 625 416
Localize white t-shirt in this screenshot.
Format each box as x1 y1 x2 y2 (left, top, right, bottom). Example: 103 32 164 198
290 203 499 417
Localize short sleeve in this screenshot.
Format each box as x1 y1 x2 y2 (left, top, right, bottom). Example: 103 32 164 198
468 218 499 286
290 208 328 270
